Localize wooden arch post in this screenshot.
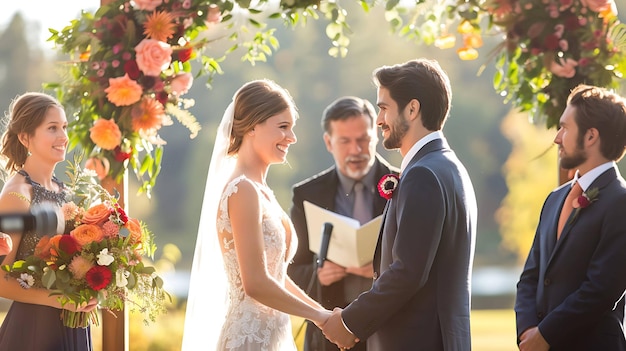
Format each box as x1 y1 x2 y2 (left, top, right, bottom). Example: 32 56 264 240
101 3 128 351
100 175 129 351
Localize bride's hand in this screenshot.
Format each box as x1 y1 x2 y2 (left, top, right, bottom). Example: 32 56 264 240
313 309 332 329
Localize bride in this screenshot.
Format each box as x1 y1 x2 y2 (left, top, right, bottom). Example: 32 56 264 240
182 79 331 350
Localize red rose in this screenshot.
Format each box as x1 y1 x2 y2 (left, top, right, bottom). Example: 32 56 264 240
114 204 128 224
58 235 80 256
114 146 132 162
177 47 193 63
577 194 591 208
123 60 141 80
86 266 112 291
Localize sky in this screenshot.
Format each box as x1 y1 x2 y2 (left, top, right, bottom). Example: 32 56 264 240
1 1 100 53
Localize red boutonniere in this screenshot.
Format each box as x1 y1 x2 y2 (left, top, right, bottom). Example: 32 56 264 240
570 187 599 223
377 174 400 200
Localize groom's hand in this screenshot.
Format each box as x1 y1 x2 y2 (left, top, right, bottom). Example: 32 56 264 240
322 308 359 349
519 326 549 351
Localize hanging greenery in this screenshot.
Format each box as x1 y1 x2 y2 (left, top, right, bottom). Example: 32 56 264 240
45 0 625 196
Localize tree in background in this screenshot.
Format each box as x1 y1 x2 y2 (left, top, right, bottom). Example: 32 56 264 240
0 14 45 116
496 111 559 261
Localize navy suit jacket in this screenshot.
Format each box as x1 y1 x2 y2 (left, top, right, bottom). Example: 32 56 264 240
342 138 477 351
515 166 626 351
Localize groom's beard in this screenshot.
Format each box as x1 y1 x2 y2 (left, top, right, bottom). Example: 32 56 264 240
382 111 409 150
559 143 587 170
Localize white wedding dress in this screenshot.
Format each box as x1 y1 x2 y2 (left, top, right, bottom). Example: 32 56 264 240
216 175 298 351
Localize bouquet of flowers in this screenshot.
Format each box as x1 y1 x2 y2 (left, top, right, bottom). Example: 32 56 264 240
2 156 170 328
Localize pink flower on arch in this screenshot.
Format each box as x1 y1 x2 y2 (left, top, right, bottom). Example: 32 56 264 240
135 39 172 76
548 57 578 78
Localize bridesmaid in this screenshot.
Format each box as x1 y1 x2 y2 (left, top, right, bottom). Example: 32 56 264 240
0 92 97 351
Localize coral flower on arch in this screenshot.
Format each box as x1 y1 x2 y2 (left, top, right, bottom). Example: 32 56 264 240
105 74 143 106
143 11 176 42
90 119 122 150
132 97 165 133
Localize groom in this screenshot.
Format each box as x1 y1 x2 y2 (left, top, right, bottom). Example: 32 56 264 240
322 58 477 350
515 85 626 351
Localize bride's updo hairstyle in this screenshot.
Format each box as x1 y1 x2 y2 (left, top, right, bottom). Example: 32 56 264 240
1 92 64 173
228 79 297 155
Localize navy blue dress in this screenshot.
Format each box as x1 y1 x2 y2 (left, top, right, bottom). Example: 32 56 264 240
0 170 92 351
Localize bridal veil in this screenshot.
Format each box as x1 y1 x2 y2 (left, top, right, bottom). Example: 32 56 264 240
181 100 236 350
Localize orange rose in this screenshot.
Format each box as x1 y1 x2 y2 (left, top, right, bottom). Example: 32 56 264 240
125 218 143 245
81 203 112 225
90 119 122 150
38 235 63 259
34 235 53 260
71 224 105 247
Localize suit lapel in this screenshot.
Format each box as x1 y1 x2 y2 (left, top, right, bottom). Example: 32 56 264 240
549 167 618 261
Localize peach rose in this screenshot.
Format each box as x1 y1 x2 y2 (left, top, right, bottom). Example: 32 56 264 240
85 157 110 180
125 218 143 245
170 73 193 96
0 233 11 257
90 119 122 150
548 57 578 78
206 4 222 24
135 39 172 76
580 0 617 14
71 224 105 247
133 0 163 11
81 203 112 225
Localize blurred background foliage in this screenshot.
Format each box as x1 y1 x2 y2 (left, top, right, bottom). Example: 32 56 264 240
0 1 624 349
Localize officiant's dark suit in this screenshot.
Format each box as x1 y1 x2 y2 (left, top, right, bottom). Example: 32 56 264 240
515 85 626 351
322 59 477 351
289 96 398 351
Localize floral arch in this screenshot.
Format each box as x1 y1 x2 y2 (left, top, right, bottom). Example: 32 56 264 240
47 0 624 196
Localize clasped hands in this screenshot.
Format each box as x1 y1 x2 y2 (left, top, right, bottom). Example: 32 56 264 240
316 307 359 350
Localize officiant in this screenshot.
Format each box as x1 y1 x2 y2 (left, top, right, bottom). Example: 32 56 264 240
288 96 398 351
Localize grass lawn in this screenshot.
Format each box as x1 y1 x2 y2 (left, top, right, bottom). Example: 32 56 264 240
0 307 518 350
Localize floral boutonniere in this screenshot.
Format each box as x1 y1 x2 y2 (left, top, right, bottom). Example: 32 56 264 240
377 174 400 200
570 187 599 223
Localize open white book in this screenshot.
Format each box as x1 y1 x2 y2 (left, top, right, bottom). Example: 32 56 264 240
304 201 382 268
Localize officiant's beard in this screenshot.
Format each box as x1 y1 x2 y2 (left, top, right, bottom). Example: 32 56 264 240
383 112 410 150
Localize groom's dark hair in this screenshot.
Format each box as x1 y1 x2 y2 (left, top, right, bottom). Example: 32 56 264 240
568 84 626 161
373 58 451 131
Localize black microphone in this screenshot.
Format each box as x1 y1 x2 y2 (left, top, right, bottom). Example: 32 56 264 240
0 204 64 237
317 222 333 269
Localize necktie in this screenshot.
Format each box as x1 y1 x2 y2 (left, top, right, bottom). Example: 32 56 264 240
557 181 583 239
352 181 370 225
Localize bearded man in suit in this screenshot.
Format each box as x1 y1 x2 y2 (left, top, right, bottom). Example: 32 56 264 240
289 96 398 351
515 85 626 351
322 58 478 351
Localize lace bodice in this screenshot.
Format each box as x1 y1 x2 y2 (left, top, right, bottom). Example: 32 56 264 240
216 176 297 351
15 170 67 260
